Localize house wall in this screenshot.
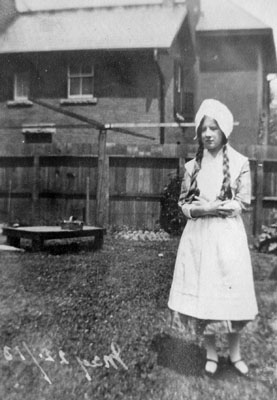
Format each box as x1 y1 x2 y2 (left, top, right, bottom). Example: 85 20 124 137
0 50 166 146
196 35 263 147
161 17 197 144
0 46 198 146
199 70 258 146
0 34 268 149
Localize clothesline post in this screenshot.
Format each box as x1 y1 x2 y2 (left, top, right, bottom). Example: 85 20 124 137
96 129 109 227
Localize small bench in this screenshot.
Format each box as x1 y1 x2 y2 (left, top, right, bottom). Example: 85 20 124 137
2 226 106 252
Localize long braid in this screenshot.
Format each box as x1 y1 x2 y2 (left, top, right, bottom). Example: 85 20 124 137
218 144 232 200
189 141 204 198
179 141 204 204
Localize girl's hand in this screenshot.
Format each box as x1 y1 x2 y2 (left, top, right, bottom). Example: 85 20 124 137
196 198 234 217
217 201 237 217
206 200 228 216
190 198 236 218
193 195 210 206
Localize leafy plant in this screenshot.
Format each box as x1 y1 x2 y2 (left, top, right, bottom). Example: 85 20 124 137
257 224 277 254
160 175 186 235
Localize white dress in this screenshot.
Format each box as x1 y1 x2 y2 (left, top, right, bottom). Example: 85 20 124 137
168 145 258 329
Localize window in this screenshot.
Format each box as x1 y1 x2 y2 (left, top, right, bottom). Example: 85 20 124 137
177 63 183 95
68 62 94 98
14 72 29 100
174 63 185 119
7 71 33 107
174 62 194 122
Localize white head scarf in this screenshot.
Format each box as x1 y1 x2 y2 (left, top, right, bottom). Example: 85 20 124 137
195 99 234 139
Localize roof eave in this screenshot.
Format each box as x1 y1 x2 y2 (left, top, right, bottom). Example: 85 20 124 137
197 28 273 37
263 35 277 74
0 46 171 55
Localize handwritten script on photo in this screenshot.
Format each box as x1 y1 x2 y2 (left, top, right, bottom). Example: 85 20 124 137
3 342 128 385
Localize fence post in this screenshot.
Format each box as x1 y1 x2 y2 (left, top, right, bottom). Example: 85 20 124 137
96 129 109 227
178 157 186 176
85 176 90 225
31 154 40 225
7 179 12 224
254 160 264 236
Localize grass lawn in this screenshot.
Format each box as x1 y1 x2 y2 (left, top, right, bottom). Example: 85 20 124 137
0 235 276 400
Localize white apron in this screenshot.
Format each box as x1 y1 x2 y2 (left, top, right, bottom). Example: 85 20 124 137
168 146 258 321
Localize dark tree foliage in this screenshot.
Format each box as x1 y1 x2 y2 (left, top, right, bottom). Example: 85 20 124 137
160 175 187 236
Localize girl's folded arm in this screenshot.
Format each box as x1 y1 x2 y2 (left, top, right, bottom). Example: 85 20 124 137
233 160 252 212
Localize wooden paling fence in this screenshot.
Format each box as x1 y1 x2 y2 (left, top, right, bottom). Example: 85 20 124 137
0 142 180 229
0 139 277 236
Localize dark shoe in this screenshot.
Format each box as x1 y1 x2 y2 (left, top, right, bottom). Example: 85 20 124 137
205 358 218 377
228 357 249 377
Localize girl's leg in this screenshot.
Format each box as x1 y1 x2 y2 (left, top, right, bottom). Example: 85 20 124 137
228 332 248 374
204 334 218 374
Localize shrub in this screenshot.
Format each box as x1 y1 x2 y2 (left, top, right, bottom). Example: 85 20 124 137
160 175 186 236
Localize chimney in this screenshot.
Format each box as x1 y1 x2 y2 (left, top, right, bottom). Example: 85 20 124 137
186 0 201 29
0 0 17 32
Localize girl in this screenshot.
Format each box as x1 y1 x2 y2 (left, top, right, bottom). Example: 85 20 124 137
168 99 258 376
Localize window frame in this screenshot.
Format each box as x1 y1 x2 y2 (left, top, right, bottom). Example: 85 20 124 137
14 71 30 101
174 62 194 122
67 63 95 99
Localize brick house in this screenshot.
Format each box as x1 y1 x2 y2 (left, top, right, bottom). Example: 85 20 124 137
0 0 200 147
0 0 275 147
